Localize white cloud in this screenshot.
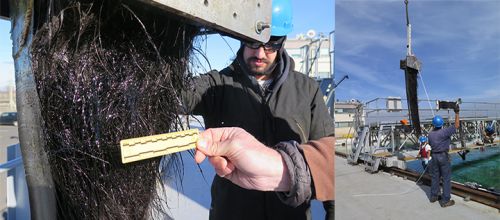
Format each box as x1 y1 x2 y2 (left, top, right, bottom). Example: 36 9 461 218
336 57 405 98
459 89 500 102
0 61 15 89
336 1 405 58
412 2 500 62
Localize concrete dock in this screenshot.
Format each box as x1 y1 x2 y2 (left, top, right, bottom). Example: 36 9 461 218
336 156 499 220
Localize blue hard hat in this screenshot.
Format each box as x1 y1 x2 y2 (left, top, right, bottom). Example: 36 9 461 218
419 136 428 143
432 115 444 128
271 0 293 36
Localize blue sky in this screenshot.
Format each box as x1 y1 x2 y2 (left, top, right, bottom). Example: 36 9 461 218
335 0 500 102
0 0 334 90
0 20 15 90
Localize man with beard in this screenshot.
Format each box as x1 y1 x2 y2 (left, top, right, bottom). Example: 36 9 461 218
182 0 335 219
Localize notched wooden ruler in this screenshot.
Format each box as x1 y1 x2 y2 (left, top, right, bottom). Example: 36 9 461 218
120 129 199 163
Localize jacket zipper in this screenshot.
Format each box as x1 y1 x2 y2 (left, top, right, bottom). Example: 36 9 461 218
294 119 307 143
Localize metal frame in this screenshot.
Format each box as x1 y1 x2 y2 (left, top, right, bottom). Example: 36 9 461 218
138 0 272 43
346 97 500 172
9 0 58 219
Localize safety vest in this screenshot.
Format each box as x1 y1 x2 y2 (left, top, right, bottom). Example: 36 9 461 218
420 146 428 158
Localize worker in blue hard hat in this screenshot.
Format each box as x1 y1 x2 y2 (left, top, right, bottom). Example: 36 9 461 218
184 0 335 219
427 104 460 208
417 135 431 170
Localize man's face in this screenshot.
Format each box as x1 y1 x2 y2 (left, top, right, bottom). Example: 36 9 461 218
242 40 281 75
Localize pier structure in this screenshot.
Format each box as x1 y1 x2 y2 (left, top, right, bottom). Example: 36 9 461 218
341 97 500 172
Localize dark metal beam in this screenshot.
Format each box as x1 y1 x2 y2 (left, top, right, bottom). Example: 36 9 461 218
9 0 56 219
0 0 10 19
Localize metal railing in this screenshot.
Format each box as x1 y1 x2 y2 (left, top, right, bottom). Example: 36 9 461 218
363 97 500 125
0 143 30 220
0 157 22 174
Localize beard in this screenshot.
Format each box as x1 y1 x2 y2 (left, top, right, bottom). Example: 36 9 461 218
244 57 277 76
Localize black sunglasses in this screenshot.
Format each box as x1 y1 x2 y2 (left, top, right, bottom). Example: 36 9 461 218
244 41 283 53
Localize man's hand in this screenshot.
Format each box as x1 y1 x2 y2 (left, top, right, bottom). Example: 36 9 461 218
194 127 290 191
454 103 460 113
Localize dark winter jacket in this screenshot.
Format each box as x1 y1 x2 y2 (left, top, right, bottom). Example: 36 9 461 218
181 48 335 220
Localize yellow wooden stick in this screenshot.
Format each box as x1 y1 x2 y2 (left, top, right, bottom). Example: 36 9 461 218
120 129 199 163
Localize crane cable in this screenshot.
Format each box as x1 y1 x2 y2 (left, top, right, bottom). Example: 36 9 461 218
419 71 435 117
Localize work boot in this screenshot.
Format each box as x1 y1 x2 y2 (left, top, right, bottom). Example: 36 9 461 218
430 197 439 203
440 200 455 208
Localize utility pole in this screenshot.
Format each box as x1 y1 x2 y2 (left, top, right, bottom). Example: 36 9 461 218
328 30 335 118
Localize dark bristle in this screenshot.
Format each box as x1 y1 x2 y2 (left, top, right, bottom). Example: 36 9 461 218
405 70 421 137
30 0 199 219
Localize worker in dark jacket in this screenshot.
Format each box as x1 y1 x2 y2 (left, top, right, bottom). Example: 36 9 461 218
483 125 496 144
428 104 460 208
183 0 335 219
